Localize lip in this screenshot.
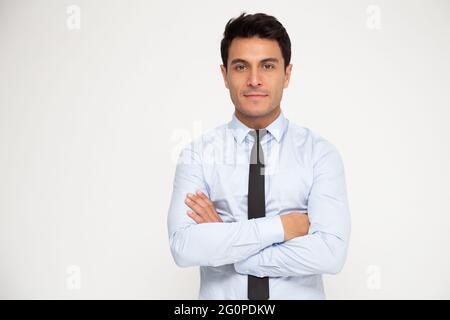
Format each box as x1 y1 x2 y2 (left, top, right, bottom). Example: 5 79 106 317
244 94 268 100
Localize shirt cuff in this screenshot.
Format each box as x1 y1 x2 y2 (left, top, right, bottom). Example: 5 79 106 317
254 215 284 248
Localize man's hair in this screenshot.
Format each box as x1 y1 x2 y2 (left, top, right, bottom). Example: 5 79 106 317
220 12 291 70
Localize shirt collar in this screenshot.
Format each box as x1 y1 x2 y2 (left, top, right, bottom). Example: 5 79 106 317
227 110 288 144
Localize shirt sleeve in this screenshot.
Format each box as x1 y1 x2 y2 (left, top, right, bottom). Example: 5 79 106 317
234 139 351 277
167 142 285 268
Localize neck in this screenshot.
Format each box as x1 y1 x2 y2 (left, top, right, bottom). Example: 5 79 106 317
235 106 281 129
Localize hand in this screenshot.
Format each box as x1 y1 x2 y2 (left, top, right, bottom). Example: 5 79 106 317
185 191 223 224
280 211 310 241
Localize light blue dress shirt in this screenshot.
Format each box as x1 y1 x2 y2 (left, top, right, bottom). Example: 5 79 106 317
167 110 351 299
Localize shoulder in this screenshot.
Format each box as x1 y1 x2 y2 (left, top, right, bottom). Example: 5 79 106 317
287 120 343 166
178 124 228 163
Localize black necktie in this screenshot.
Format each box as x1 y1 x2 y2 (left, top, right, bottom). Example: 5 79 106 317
248 129 269 300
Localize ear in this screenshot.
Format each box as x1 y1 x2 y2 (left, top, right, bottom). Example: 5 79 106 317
220 64 229 89
283 64 293 89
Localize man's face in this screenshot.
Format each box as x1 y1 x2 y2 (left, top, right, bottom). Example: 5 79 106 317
221 36 292 119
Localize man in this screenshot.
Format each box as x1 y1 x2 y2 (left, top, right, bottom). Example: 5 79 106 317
167 12 351 300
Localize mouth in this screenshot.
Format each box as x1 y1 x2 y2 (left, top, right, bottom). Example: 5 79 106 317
243 94 268 100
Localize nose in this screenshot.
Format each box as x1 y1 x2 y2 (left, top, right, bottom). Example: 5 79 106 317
247 69 262 87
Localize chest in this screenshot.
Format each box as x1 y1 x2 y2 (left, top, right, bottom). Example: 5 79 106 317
205 141 313 220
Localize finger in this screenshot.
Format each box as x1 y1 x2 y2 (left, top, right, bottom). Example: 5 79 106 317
195 191 222 222
187 193 216 221
185 196 210 220
187 210 204 224
191 193 220 222
189 192 210 210
196 191 216 210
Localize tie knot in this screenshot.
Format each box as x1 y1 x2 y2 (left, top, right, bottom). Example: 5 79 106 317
249 129 267 167
249 129 268 141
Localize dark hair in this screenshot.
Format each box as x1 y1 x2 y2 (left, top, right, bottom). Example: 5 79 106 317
220 12 291 70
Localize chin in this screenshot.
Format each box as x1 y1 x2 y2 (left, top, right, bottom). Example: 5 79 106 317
239 105 273 117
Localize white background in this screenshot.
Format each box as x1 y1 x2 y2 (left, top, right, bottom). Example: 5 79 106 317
1 0 449 299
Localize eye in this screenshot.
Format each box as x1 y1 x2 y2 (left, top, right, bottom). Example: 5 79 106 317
263 64 275 70
235 65 246 71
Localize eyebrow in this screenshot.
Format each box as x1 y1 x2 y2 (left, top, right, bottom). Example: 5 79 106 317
230 58 280 66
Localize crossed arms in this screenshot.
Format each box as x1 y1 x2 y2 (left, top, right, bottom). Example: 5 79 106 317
167 141 351 277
